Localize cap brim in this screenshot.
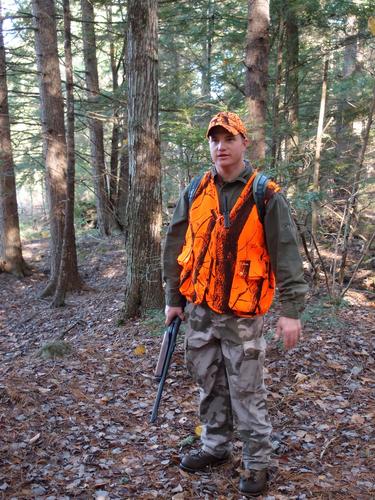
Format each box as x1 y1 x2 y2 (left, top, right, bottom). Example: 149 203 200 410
206 124 241 138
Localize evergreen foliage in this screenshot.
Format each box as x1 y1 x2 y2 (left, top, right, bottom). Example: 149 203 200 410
1 0 374 296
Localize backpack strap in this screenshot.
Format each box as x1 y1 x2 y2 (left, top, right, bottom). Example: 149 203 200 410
253 172 270 223
187 173 204 206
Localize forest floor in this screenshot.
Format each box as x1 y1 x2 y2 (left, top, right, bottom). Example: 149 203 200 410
0 234 374 500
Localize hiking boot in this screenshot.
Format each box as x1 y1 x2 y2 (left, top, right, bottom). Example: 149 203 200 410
239 469 268 497
179 448 230 473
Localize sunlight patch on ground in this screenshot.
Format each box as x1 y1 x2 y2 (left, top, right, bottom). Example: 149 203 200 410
345 289 374 308
101 267 120 279
21 239 49 261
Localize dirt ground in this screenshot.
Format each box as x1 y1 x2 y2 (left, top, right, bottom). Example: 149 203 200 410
0 235 374 499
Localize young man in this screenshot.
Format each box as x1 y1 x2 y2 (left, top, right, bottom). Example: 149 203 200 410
163 111 307 497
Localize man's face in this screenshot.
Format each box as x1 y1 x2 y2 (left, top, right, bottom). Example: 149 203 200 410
208 126 248 175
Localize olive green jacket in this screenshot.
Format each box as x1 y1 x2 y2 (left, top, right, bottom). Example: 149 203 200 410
163 164 308 319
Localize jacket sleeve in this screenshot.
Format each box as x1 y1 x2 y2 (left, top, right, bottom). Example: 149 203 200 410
162 187 190 307
264 192 308 319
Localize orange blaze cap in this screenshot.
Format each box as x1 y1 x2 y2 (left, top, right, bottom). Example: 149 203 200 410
206 111 247 138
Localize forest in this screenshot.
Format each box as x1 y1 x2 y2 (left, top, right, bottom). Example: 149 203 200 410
0 0 374 498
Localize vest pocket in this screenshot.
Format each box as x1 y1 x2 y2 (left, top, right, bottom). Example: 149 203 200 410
228 257 270 315
177 243 192 265
178 244 194 296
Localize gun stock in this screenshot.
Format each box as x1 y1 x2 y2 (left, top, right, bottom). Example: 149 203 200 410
150 317 182 423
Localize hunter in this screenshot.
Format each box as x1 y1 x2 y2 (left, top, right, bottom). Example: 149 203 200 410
163 111 307 497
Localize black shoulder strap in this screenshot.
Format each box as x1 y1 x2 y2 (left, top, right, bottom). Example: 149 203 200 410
187 173 204 206
253 172 269 223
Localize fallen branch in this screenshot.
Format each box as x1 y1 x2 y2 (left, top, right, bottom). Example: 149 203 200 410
59 319 87 339
320 436 337 459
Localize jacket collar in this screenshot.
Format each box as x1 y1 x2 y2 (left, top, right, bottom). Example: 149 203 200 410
211 159 253 184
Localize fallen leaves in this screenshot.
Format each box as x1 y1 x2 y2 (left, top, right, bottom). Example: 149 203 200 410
134 345 146 356
194 425 202 437
0 235 374 498
351 414 365 425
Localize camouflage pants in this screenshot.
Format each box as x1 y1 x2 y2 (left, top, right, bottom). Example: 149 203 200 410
184 302 273 470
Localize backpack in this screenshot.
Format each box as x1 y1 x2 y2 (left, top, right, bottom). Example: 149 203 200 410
187 171 270 224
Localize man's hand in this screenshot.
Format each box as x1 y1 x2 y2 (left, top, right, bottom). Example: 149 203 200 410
275 317 302 350
165 305 185 326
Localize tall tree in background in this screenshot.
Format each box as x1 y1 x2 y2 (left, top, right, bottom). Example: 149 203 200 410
311 58 328 254
338 83 375 290
270 10 284 169
335 15 358 179
122 0 163 318
245 0 270 163
107 5 120 213
32 0 68 297
202 0 214 100
52 0 84 306
0 1 29 277
284 0 299 163
81 0 113 235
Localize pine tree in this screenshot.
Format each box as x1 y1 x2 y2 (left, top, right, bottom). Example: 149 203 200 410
122 0 163 318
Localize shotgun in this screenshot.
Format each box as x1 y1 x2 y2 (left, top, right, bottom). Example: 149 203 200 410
150 316 182 423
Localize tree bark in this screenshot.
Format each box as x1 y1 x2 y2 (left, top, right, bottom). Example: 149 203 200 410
32 0 68 296
116 130 129 231
0 2 30 277
52 0 85 307
245 0 270 164
81 0 113 236
122 0 163 318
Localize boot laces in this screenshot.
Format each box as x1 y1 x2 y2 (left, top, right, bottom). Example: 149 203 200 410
192 448 208 457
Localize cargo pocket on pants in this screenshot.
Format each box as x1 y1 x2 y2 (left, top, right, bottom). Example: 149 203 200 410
185 341 197 381
238 344 265 393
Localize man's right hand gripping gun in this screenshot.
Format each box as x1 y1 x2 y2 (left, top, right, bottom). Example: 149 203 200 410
150 317 182 423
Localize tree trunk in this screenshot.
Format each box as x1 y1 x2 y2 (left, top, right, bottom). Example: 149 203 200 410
270 13 284 170
311 59 329 250
81 0 113 236
116 129 129 231
245 0 270 164
122 0 163 318
52 0 85 307
32 0 68 297
284 1 299 163
335 15 358 169
202 0 214 100
107 5 120 213
0 2 30 277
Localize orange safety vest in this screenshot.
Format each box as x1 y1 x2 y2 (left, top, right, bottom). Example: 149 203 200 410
178 170 280 317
